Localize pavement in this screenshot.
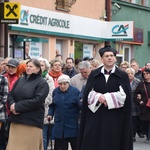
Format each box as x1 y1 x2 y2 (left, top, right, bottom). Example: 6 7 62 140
48 135 150 150
68 137 150 150
134 135 150 150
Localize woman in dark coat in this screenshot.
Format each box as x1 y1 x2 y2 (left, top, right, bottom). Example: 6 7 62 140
134 68 150 144
48 75 81 150
6 58 49 150
77 45 133 150
126 68 140 142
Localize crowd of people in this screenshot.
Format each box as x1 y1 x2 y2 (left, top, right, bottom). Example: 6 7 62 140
0 45 150 150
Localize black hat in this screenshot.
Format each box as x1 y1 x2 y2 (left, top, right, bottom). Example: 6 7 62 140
7 58 20 68
99 45 117 57
83 57 93 61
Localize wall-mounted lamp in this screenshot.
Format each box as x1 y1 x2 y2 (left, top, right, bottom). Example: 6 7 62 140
112 3 121 16
100 15 107 20
100 10 107 20
55 0 76 12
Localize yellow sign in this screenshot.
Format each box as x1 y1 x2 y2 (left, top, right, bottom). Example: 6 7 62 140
4 2 20 19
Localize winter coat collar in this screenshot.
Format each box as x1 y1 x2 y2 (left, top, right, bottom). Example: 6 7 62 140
24 72 41 80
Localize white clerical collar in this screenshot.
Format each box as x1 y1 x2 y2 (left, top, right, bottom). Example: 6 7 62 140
101 66 116 82
101 65 116 74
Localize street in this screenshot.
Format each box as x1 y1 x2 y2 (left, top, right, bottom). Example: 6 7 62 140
134 135 150 150
48 135 150 150
67 136 150 150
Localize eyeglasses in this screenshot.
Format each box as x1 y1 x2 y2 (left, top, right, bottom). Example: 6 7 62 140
143 72 150 75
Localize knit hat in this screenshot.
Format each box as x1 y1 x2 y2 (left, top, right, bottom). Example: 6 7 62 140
99 45 117 57
58 75 70 84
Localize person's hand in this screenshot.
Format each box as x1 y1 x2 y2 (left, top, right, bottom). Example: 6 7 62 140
139 101 144 106
10 103 19 115
47 115 52 122
137 94 141 99
10 103 15 112
98 95 107 107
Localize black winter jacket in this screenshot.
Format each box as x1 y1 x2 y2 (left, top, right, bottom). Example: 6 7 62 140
8 73 49 129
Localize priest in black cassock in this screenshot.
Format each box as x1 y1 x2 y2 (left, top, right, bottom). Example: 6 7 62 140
77 45 133 150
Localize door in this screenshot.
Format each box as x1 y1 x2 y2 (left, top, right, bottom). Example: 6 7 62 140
123 44 131 62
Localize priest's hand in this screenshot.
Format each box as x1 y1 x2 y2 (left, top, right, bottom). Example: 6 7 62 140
98 95 107 107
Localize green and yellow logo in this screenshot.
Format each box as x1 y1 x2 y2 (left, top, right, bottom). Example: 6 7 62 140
4 2 20 19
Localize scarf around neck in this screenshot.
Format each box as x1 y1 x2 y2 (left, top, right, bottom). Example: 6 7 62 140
42 70 48 78
49 70 62 79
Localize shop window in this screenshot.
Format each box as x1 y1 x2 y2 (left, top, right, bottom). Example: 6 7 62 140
55 0 76 12
56 40 63 56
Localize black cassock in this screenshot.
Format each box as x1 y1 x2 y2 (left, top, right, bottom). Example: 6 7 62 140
77 66 133 150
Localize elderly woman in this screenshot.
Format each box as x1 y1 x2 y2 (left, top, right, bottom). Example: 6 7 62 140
120 61 130 72
49 58 63 88
6 58 49 150
134 68 150 144
89 59 101 70
47 75 81 150
126 68 140 142
38 57 55 150
4 58 20 91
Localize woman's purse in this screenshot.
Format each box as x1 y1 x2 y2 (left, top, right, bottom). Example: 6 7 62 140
143 82 150 108
146 99 150 107
1 117 11 137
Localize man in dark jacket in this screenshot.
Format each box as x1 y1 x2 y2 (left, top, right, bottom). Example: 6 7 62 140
63 57 78 78
77 45 133 150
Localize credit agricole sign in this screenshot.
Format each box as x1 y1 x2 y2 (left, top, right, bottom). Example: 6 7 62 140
9 5 134 41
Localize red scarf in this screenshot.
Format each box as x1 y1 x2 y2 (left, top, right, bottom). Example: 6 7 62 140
49 70 63 88
49 70 62 79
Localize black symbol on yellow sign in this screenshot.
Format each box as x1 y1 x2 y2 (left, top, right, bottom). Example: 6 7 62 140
6 4 18 17
4 3 20 19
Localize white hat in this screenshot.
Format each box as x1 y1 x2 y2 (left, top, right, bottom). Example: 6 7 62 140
58 75 70 84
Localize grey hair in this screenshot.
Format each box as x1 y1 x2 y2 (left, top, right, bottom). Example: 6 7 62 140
50 58 63 67
38 57 50 71
126 67 135 75
78 61 91 70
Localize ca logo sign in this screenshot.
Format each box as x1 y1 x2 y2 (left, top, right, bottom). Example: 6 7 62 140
112 24 129 36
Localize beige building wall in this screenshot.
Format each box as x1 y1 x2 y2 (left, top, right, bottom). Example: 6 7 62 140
9 0 105 62
11 0 105 19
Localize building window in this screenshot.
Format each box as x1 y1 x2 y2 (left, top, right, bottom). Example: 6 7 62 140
55 0 76 12
121 0 149 6
142 0 149 6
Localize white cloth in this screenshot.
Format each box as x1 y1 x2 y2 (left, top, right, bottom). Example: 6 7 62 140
88 91 102 113
87 86 126 113
104 86 126 109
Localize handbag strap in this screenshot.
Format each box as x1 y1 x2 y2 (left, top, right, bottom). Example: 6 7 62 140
143 82 149 99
